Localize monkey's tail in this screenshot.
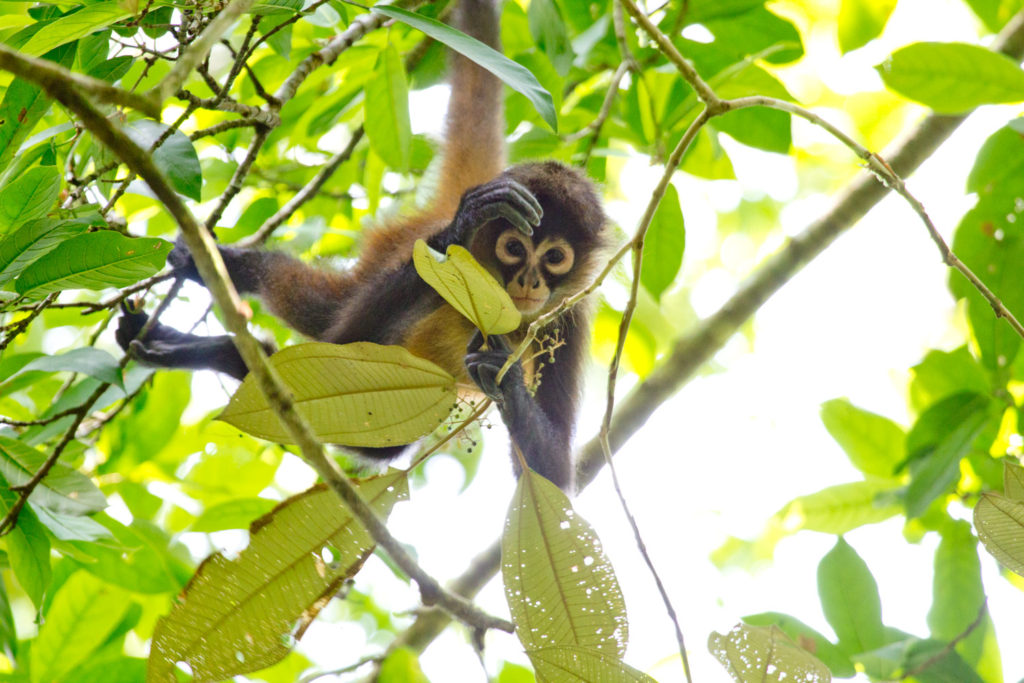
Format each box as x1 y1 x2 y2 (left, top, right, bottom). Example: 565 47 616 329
355 0 504 275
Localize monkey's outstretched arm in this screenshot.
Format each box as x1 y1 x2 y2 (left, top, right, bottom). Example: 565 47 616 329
116 304 264 380
464 332 576 491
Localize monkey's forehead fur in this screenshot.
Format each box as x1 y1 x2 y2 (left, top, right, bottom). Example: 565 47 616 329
501 161 608 242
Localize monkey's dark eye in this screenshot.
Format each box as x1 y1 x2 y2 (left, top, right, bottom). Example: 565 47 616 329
545 250 565 264
505 239 526 257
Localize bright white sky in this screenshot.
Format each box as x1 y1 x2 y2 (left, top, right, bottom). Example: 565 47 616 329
142 0 1024 679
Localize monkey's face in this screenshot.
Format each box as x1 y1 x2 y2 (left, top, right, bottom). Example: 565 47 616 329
495 229 575 316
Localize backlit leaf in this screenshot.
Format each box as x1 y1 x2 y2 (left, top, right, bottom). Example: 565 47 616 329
838 0 897 54
818 538 884 657
528 646 656 682
974 491 1024 576
877 42 1024 113
413 241 521 335
502 470 628 657
220 342 457 446
0 487 51 610
147 472 408 682
820 399 905 478
640 183 685 301
709 623 832 682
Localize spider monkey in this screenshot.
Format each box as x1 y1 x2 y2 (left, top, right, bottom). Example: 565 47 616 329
117 0 610 491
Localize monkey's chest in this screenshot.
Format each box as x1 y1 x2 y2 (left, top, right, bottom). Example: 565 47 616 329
401 304 535 392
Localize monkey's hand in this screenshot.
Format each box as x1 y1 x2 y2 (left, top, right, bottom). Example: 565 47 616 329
437 177 543 250
464 331 525 404
166 238 201 282
115 303 253 380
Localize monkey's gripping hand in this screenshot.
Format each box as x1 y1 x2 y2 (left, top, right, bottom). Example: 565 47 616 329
432 177 543 251
464 332 525 405
115 303 254 381
464 331 574 490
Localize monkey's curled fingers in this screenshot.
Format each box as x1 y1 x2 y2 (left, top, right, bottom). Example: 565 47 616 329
465 331 523 403
456 178 543 237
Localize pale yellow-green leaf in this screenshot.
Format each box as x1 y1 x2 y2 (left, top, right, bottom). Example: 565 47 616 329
502 471 628 657
709 623 832 683
1004 460 1024 501
219 342 456 447
147 471 409 683
413 240 521 335
974 491 1024 577
528 646 657 682
779 480 903 535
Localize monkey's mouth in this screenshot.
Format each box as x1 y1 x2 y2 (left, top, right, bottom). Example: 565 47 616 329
512 295 546 313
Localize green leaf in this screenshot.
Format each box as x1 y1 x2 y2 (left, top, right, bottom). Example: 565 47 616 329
31 505 112 542
820 399 905 478
220 342 457 446
21 4 133 57
905 393 994 518
0 579 16 664
709 623 832 682
413 241 521 335
950 191 1024 369
0 217 92 284
909 347 989 413
0 43 76 175
16 347 123 390
974 491 1024 576
877 42 1024 113
681 0 766 23
962 0 1024 32
700 7 804 65
148 473 408 682
71 516 187 594
818 537 885 656
62 657 147 683
640 183 685 301
527 0 574 76
364 44 411 172
190 498 278 532
372 5 558 131
838 0 897 54
743 612 855 677
88 56 134 83
966 118 1024 195
502 470 628 657
29 571 131 683
528 646 657 682
123 120 202 201
14 231 171 298
928 521 989 667
0 435 107 516
779 480 903 535
0 165 60 231
854 638 985 683
378 648 430 683
712 65 794 153
0 487 51 610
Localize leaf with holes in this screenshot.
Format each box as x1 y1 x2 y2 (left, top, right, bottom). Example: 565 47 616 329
14 232 171 298
974 491 1024 576
219 342 457 447
502 470 628 657
528 646 656 682
413 241 521 335
147 472 408 682
710 623 832 682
